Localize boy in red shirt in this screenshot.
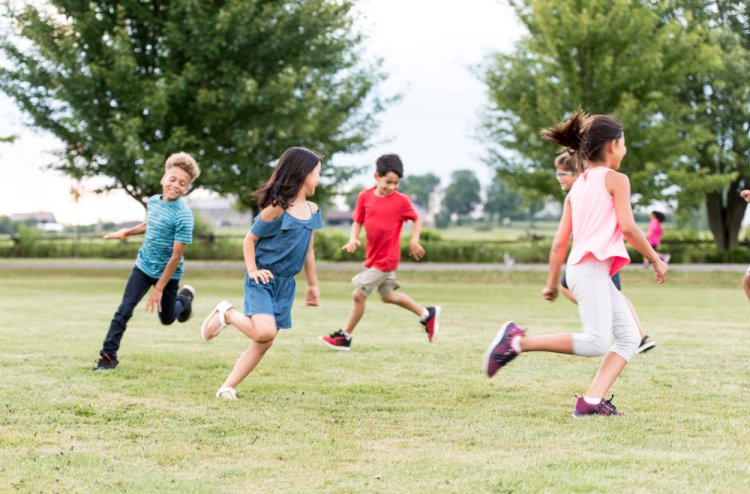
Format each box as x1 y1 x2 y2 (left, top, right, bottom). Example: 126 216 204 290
319 154 441 351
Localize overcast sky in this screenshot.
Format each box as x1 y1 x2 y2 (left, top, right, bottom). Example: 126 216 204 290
0 0 524 224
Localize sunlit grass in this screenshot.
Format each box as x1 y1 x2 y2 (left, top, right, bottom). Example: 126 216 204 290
0 267 747 492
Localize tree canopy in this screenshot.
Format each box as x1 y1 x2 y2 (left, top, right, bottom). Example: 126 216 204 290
479 0 750 251
442 169 481 223
398 173 440 209
0 0 386 209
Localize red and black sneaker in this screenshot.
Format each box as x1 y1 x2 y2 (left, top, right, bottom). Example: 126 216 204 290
319 330 351 351
483 321 526 377
573 395 625 417
93 353 119 371
420 306 441 342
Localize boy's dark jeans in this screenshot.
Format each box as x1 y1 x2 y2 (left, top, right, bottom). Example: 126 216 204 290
100 266 189 358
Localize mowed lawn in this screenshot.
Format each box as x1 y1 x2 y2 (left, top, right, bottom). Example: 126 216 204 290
0 266 747 493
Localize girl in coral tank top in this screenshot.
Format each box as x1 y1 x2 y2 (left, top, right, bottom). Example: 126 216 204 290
483 109 668 417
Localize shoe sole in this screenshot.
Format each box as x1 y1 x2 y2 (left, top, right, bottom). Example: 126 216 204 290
482 321 514 378
318 336 351 351
181 284 196 300
429 306 441 342
637 341 656 353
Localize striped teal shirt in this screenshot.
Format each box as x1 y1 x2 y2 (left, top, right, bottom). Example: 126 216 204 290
135 195 194 280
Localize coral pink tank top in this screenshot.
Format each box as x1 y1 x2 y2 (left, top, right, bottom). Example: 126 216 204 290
567 166 630 275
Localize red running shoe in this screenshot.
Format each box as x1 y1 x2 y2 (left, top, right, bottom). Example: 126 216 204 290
420 306 441 342
319 330 351 351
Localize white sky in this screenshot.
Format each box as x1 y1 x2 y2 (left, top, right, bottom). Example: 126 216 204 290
0 0 524 224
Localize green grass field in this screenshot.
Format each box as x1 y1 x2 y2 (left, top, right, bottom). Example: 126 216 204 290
0 266 748 493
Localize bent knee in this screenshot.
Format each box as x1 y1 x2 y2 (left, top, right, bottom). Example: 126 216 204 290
574 334 610 357
352 289 367 303
255 327 277 343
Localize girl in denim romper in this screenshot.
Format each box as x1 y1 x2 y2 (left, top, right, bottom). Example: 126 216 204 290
201 147 323 399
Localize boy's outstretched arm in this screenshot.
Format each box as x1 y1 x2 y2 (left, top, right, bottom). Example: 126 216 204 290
145 241 186 313
104 222 147 239
408 215 425 261
304 232 320 306
342 221 363 252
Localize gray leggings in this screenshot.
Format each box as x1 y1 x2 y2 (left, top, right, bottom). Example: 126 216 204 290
566 258 639 361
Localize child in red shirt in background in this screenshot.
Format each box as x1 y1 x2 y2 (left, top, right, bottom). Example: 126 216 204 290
319 154 441 351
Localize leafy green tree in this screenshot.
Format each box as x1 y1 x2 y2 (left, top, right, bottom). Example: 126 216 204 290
399 173 440 209
441 169 481 224
344 183 366 211
0 1 385 209
663 1 750 251
484 176 524 221
479 1 709 207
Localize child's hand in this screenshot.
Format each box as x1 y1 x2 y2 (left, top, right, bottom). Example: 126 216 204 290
248 269 274 284
305 286 320 306
741 189 750 202
541 285 558 302
409 241 425 261
652 259 668 284
341 239 360 253
145 288 163 313
103 228 128 240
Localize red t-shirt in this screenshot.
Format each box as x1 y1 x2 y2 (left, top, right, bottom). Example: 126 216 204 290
353 187 418 271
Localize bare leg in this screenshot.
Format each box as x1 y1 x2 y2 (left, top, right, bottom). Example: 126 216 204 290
342 289 367 334
621 294 645 340
224 308 277 342
585 352 627 398
519 333 574 354
381 290 423 317
743 275 750 303
222 340 275 390
218 313 277 398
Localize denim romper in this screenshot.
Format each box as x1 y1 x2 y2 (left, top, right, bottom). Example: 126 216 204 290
243 204 323 329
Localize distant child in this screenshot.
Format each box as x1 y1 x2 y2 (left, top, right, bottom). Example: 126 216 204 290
200 147 323 399
319 154 440 351
644 211 670 266
740 189 750 302
554 152 655 353
94 152 200 370
484 109 668 416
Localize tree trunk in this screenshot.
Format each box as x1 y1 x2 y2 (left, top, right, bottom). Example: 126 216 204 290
706 181 747 252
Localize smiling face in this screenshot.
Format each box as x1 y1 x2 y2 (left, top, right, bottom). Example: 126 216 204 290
160 166 192 202
374 171 400 197
302 162 322 197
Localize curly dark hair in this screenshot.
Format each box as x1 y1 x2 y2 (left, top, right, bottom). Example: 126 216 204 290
252 147 322 209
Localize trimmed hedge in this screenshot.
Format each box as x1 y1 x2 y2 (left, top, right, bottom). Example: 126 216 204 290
2 228 749 264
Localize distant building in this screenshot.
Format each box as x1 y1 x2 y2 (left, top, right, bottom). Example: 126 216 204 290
184 197 253 228
10 211 65 232
326 210 354 226
11 211 57 223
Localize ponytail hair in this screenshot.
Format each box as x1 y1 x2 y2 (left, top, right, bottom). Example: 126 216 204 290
542 108 623 166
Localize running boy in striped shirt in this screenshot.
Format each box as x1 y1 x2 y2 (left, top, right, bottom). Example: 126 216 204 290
93 152 200 370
